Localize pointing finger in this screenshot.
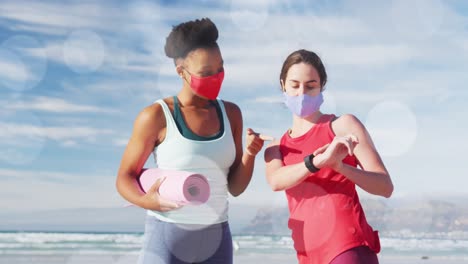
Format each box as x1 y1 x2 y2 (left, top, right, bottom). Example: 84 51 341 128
259 134 274 141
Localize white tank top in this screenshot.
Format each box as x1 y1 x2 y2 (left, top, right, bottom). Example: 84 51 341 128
147 99 236 224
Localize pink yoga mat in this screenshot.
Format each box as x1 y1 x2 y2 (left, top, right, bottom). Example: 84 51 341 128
137 168 210 205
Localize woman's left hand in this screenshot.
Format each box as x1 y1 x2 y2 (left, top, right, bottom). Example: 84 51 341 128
312 134 359 171
245 128 274 157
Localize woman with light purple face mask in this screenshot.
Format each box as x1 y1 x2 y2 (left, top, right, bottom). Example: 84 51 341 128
264 50 394 264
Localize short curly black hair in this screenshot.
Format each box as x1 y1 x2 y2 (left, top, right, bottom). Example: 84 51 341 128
164 18 219 62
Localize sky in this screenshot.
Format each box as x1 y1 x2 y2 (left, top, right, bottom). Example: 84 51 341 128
0 0 467 214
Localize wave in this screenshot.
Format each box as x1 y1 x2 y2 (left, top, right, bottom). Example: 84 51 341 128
0 232 142 244
1 231 468 256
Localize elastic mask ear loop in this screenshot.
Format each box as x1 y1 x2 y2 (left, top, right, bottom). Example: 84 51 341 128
180 66 191 86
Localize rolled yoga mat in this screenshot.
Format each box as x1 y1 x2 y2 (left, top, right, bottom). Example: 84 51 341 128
137 168 210 205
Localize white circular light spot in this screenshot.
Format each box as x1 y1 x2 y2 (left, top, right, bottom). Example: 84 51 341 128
164 219 224 262
151 154 229 261
0 35 47 92
64 30 106 74
365 101 418 157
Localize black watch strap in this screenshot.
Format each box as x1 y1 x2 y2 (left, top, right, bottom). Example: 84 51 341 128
304 154 320 173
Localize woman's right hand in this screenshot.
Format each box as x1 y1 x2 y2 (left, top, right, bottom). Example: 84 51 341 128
140 177 181 212
312 134 359 171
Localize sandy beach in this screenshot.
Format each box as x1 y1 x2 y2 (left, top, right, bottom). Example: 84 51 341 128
1 253 468 264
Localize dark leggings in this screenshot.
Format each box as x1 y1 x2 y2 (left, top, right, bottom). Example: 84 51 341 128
329 246 379 264
138 216 233 264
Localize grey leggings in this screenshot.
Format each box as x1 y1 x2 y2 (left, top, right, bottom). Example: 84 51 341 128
138 216 233 264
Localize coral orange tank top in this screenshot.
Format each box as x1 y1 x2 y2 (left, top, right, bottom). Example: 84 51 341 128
279 114 380 264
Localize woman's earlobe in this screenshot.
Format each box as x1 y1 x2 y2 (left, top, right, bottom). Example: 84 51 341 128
175 65 184 77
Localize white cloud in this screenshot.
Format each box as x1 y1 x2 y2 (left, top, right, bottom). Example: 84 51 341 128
365 100 419 158
63 30 107 74
0 168 82 183
1 0 467 209
250 96 284 104
3 0 466 75
60 77 168 103
0 122 114 142
1 1 424 84
113 138 129 147
0 56 33 82
217 18 414 88
0 36 48 92
6 23 69 36
23 35 165 79
0 168 120 211
62 140 79 148
2 96 118 114
388 0 446 41
0 1 120 32
321 44 416 66
230 0 270 32
0 1 165 77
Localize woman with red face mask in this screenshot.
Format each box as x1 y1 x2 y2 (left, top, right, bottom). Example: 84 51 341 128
116 18 271 264
264 49 394 264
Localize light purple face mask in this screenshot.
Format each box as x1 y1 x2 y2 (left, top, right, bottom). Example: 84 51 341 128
283 92 324 117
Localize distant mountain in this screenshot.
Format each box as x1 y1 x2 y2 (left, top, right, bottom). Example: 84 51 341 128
240 206 290 235
239 198 468 236
1 197 468 236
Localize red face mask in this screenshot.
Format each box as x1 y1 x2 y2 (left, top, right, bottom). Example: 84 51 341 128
184 69 224 100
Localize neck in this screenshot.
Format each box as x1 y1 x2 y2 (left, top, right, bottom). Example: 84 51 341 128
177 85 211 108
290 111 323 134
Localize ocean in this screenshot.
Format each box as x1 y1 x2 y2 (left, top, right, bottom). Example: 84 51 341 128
1 231 468 263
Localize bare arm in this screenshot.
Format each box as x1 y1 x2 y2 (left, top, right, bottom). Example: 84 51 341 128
264 139 323 191
115 104 179 211
225 101 270 196
330 114 394 198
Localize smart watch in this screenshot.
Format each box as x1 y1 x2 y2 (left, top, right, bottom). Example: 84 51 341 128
304 154 320 173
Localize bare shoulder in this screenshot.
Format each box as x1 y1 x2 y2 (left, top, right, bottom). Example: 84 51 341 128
267 137 281 148
334 113 361 126
136 102 163 124
264 138 282 162
221 100 241 116
332 114 365 136
132 102 167 141
221 100 242 124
